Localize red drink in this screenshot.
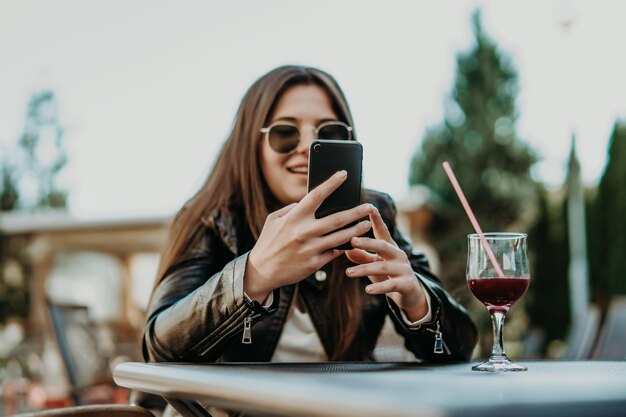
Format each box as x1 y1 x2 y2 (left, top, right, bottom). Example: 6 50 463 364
468 277 530 313
465 233 530 371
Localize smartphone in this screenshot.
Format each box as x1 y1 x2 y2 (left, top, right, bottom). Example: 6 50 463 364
307 139 363 249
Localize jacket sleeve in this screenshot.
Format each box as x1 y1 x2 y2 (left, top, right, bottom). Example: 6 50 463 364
142 228 277 363
371 192 478 362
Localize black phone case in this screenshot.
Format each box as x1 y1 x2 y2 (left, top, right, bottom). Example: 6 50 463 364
308 140 363 249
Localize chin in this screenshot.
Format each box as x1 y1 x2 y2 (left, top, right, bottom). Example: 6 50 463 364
286 188 307 204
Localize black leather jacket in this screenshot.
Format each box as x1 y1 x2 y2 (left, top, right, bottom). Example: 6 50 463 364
143 190 477 363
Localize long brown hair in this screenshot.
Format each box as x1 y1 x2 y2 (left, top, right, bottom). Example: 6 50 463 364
156 65 364 360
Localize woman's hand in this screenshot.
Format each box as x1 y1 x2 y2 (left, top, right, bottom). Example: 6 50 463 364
345 207 429 322
246 170 375 302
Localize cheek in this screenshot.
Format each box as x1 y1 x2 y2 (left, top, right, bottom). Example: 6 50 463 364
260 142 285 186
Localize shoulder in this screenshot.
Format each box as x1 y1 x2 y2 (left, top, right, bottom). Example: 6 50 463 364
172 203 242 256
207 205 245 255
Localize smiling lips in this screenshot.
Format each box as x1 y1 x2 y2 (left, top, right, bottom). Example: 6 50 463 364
287 166 308 174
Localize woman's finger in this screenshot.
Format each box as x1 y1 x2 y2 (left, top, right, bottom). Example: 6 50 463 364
270 203 297 219
369 207 395 244
311 203 374 236
317 248 346 266
350 236 402 260
315 220 372 251
346 261 404 278
364 276 413 295
294 170 347 216
345 248 380 264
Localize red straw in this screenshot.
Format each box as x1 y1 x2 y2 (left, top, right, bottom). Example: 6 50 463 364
442 161 505 278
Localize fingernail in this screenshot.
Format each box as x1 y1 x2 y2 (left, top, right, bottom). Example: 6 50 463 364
362 220 371 229
366 285 373 293
346 268 354 276
337 170 347 179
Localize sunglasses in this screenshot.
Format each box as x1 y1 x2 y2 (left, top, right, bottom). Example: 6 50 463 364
260 120 353 154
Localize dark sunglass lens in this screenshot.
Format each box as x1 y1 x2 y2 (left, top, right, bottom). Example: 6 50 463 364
318 124 350 140
269 125 300 153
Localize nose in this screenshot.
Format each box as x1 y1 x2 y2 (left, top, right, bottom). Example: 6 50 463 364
294 125 317 154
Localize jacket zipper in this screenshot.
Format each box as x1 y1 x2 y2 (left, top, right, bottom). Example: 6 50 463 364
424 307 451 355
441 333 451 355
242 316 252 344
433 320 444 354
196 306 255 356
427 320 450 354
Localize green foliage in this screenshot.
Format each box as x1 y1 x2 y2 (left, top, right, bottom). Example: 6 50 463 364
15 90 68 210
589 121 626 300
0 237 32 324
526 188 570 341
409 11 540 289
1 165 19 211
0 89 69 324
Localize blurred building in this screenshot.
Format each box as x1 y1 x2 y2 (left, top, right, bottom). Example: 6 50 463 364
0 211 171 409
396 185 447 277
0 210 170 340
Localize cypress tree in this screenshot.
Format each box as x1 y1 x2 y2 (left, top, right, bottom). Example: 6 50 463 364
591 121 626 299
409 10 540 292
526 188 570 342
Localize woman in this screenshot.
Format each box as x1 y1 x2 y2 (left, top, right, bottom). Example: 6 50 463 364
143 65 477 365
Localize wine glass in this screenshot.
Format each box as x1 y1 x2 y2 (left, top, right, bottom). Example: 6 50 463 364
466 232 530 372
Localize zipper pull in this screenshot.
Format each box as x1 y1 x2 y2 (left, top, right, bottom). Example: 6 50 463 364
433 320 444 354
242 316 252 344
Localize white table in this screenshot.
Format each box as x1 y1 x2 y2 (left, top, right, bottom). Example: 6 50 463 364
114 361 626 417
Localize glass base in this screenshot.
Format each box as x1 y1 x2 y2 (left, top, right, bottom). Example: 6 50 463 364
472 355 527 372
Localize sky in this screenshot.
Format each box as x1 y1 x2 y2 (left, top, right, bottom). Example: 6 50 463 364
1 0 625 219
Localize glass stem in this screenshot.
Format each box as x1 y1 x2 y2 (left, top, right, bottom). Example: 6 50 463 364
490 311 507 358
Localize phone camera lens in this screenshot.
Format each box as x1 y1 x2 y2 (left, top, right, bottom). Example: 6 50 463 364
313 143 322 153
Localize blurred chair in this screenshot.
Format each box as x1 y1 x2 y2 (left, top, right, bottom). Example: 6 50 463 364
591 297 626 360
561 304 601 360
46 299 119 405
14 404 154 417
520 327 546 359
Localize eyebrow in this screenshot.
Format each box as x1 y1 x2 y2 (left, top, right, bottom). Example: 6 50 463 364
271 117 338 125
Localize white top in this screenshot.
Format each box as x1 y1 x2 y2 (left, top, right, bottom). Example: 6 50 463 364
271 298 328 362
252 278 433 362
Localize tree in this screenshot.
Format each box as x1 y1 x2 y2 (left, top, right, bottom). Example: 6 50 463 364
1 164 19 211
0 89 69 324
408 10 543 356
409 10 540 292
16 90 68 210
0 235 31 325
590 121 626 300
526 188 570 342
